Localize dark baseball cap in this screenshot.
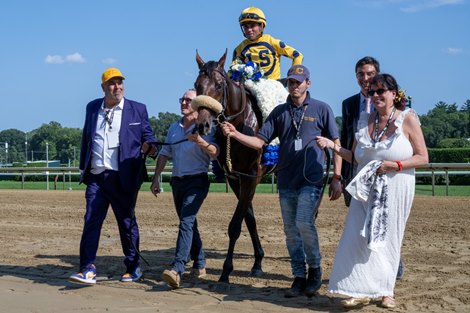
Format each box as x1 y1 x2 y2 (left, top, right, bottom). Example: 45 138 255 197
287 65 310 82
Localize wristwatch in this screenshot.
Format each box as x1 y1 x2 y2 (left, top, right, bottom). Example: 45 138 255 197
332 174 342 181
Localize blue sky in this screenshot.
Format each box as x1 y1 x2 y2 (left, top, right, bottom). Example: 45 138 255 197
1 0 468 132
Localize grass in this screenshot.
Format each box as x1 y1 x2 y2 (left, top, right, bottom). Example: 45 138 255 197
0 180 469 196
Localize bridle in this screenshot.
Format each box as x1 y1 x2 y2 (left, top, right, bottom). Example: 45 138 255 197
198 66 248 125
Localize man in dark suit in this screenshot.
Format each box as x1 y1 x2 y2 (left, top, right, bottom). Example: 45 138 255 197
69 68 157 285
340 56 380 206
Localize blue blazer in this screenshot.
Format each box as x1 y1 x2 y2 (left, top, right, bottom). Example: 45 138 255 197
79 98 156 193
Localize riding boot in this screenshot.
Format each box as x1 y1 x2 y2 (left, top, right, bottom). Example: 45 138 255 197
305 267 322 297
284 277 306 298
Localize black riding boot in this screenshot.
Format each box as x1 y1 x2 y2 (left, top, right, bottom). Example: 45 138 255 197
284 277 306 298
305 267 322 297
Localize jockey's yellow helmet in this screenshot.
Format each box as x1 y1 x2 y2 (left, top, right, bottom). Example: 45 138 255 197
239 7 266 27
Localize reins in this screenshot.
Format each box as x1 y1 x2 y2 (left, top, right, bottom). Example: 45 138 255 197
210 68 248 125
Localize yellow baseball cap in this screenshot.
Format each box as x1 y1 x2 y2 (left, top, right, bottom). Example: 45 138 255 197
101 67 125 84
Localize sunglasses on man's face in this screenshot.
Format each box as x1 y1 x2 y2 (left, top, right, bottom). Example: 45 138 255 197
179 97 192 104
368 88 388 97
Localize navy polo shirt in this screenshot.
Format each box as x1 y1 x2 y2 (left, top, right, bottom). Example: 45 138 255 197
257 92 339 189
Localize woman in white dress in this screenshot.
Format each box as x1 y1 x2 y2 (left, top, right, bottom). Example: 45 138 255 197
316 73 428 309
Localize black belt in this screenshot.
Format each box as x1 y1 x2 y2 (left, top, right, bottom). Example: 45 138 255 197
172 173 207 181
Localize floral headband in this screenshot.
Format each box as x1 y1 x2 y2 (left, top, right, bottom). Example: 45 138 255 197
394 89 406 104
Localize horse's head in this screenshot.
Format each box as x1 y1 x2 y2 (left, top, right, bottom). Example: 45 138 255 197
190 95 223 135
193 50 229 135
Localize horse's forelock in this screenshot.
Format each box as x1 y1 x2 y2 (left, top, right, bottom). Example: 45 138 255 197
200 61 219 77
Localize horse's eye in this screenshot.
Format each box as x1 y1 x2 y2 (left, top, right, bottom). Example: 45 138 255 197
215 83 223 91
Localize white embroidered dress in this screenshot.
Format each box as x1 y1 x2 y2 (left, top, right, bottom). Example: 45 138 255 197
328 109 417 298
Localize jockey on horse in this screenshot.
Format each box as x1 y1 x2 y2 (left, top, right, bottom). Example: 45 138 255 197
231 6 304 125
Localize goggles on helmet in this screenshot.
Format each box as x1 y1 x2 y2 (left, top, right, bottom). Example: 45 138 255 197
239 13 266 23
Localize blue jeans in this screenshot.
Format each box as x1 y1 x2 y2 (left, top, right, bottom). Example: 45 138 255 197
170 174 209 274
279 185 322 278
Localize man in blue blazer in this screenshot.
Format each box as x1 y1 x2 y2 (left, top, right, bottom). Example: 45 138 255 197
69 68 157 285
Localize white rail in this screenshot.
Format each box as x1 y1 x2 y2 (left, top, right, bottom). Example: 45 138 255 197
0 164 469 196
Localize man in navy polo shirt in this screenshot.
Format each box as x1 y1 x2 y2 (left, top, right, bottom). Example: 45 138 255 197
221 65 342 298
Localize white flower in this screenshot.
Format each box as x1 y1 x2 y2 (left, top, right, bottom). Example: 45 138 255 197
244 66 254 76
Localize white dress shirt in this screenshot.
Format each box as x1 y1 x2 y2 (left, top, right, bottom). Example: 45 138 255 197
90 98 124 174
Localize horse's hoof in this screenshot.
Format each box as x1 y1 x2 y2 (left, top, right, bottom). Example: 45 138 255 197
209 281 231 293
249 268 264 277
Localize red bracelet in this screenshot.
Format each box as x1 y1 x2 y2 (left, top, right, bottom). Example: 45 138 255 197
395 161 403 171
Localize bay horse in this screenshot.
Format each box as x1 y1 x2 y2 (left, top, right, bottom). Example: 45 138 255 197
194 50 268 284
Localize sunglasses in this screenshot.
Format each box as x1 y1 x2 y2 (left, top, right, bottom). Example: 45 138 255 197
368 88 389 97
239 13 265 22
179 97 193 104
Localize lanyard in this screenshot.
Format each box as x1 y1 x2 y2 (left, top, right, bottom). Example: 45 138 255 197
290 104 308 139
373 107 396 145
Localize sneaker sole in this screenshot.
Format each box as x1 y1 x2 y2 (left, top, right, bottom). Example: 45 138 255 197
162 271 180 288
121 275 143 282
68 277 96 285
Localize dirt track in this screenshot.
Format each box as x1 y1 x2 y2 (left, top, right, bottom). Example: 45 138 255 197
0 190 469 312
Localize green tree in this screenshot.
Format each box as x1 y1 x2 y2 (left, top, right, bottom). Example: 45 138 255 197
150 112 180 142
420 101 470 148
55 128 82 164
27 121 80 163
0 129 26 163
437 138 470 148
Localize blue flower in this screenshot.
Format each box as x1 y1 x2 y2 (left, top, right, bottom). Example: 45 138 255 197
246 61 255 68
261 144 279 165
231 70 242 81
229 60 264 83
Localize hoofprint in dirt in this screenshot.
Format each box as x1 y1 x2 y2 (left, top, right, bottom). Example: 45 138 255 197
0 190 468 313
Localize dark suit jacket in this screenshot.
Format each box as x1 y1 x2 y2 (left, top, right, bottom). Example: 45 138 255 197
340 93 361 205
79 98 156 193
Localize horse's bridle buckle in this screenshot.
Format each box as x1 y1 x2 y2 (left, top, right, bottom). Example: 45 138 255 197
216 113 226 124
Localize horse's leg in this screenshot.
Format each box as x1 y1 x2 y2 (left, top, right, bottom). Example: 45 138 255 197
244 203 264 277
219 177 256 283
219 201 244 283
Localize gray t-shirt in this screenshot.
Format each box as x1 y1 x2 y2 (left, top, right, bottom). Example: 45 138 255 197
160 119 217 177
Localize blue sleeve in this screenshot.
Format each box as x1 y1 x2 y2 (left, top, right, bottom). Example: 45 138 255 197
257 108 280 143
140 104 157 144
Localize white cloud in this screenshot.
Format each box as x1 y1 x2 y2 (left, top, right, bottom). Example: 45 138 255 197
401 0 465 13
445 47 464 54
45 52 86 64
45 55 65 64
65 52 85 63
102 58 117 65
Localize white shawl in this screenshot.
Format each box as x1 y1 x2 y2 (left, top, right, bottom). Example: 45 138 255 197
346 160 389 251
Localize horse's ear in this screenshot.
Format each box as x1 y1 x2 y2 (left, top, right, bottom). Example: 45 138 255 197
196 49 205 69
217 49 227 68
